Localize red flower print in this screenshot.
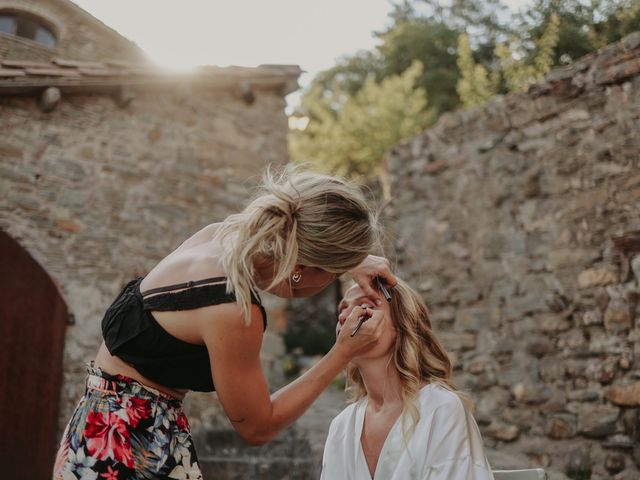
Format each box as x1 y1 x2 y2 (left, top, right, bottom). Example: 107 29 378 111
176 413 189 432
100 465 119 480
84 411 134 468
126 397 151 428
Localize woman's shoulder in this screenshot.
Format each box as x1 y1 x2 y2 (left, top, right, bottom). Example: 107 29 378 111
417 384 492 471
177 222 222 250
327 400 361 436
418 383 467 419
140 238 226 294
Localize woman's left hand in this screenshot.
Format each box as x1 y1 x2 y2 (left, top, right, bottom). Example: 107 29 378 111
349 254 398 305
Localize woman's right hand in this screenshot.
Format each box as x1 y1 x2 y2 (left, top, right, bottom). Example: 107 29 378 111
349 255 398 305
334 305 385 361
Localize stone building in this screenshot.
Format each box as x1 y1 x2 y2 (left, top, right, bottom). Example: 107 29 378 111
385 32 640 480
0 0 301 478
0 0 146 62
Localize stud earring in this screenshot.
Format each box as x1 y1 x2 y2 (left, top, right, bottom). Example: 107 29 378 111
291 271 302 283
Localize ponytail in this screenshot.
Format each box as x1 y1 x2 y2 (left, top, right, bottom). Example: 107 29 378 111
214 166 376 325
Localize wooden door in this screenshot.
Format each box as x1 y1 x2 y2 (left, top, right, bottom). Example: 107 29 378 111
0 230 67 479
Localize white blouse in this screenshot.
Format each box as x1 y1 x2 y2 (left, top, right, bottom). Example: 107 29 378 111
321 384 494 480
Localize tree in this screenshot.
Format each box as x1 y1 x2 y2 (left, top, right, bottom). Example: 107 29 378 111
587 0 640 48
290 61 431 178
415 0 512 45
377 0 512 114
376 17 462 115
456 33 500 107
517 0 640 65
292 0 639 176
306 50 386 101
495 12 560 93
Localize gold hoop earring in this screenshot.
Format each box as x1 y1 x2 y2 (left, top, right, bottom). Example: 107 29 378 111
291 271 302 283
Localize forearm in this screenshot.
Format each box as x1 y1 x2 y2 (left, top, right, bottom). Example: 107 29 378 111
256 346 349 442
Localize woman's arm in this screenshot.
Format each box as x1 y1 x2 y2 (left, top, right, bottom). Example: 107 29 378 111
201 303 384 445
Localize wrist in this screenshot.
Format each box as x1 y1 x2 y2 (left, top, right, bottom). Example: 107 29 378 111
329 343 352 366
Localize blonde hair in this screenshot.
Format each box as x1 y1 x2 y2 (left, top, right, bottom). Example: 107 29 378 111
214 166 378 324
346 279 471 436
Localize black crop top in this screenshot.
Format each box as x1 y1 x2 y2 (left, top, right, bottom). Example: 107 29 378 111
101 276 267 392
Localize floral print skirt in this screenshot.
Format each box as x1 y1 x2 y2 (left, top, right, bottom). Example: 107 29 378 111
53 363 202 480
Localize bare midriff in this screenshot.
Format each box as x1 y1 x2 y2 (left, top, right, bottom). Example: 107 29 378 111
93 342 188 400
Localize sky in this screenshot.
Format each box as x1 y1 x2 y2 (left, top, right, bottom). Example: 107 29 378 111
72 0 533 112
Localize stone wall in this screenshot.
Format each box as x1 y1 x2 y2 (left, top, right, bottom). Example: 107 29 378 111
385 33 640 480
0 84 291 436
0 0 146 62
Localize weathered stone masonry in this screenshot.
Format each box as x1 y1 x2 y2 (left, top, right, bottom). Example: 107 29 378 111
0 1 317 475
0 62 300 439
385 32 640 480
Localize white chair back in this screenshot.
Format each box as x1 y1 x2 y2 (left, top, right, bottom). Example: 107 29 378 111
492 469 547 480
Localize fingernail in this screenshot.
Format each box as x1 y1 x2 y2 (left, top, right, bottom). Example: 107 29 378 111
376 299 382 306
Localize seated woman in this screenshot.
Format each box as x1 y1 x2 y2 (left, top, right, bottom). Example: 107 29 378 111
321 280 494 480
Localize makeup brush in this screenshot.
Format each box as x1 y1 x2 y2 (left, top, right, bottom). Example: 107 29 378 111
376 277 392 302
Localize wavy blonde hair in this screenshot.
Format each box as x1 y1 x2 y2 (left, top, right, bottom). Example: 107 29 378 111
214 165 378 324
346 279 471 436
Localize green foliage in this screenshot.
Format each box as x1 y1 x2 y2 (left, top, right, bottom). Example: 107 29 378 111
282 355 300 379
378 0 512 113
307 50 386 100
496 12 560 93
292 0 640 176
283 325 335 357
290 61 431 178
566 467 592 480
415 0 512 44
589 0 640 48
456 33 499 107
517 0 640 64
376 17 461 115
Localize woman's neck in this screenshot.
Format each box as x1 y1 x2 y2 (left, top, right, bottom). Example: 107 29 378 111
354 355 403 410
252 255 276 290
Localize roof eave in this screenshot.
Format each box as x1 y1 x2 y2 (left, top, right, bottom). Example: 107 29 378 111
0 68 301 97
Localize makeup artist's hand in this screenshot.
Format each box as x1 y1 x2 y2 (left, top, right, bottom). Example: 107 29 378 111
335 306 385 360
349 255 397 305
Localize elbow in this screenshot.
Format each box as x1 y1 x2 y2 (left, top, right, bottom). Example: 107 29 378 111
232 405 279 446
